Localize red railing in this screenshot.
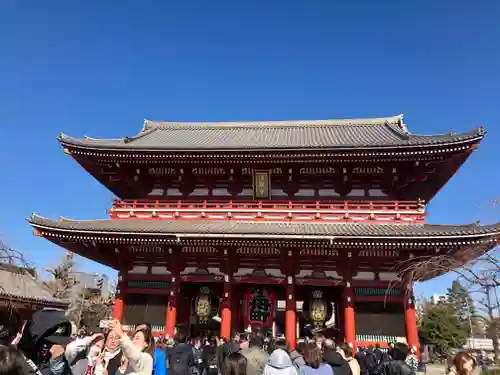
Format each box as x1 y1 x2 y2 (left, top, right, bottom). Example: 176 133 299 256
109 200 425 223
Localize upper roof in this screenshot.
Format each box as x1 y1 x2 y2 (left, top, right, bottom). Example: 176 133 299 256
0 264 68 307
28 214 500 240
58 114 486 152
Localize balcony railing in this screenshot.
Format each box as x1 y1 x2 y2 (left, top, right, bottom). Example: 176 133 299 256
109 200 425 223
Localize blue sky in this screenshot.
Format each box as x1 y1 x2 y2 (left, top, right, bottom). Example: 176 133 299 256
0 1 498 297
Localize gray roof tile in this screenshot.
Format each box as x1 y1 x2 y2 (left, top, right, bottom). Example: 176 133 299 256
28 215 500 240
0 265 68 306
58 115 485 151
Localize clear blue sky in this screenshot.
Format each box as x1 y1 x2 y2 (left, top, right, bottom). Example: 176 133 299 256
0 1 498 297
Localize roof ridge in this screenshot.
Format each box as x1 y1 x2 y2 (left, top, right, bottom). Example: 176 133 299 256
143 114 404 130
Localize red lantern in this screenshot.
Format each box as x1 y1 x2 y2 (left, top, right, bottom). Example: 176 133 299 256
243 287 276 327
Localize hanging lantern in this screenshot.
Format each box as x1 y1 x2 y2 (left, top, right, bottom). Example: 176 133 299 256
244 287 276 327
194 287 212 324
310 290 327 329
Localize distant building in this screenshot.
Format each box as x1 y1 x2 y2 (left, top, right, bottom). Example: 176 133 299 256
0 264 68 321
430 294 448 305
69 271 110 298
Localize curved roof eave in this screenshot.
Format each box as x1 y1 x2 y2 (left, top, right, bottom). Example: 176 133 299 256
57 128 485 153
27 214 500 241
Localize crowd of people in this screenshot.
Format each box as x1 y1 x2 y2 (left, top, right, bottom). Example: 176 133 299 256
0 309 480 375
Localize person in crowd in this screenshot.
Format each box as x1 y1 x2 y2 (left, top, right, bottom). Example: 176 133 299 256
0 345 27 375
167 332 194 375
64 332 105 375
221 352 247 375
323 340 334 350
289 342 306 371
93 329 123 375
136 323 167 375
17 308 73 375
404 347 418 373
299 343 333 375
448 352 476 375
263 348 298 375
221 334 240 365
313 335 325 351
338 344 360 375
323 345 352 375
362 346 378 375
373 345 384 366
354 347 366 375
372 343 415 375
201 337 219 375
237 334 249 351
478 350 488 373
387 344 395 361
105 319 154 375
191 337 203 375
239 330 269 375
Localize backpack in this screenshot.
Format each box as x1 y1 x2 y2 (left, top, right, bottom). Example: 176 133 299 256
170 349 191 375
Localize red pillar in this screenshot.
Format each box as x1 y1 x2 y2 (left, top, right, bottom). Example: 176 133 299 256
221 275 232 340
166 275 179 338
344 281 356 352
113 272 125 322
405 296 420 358
285 277 296 351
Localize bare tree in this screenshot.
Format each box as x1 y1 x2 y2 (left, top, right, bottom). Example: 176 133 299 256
0 239 30 267
468 281 500 363
395 199 499 361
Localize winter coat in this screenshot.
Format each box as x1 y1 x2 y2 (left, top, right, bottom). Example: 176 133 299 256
373 360 416 375
119 335 153 375
323 350 352 375
65 336 101 375
346 358 360 375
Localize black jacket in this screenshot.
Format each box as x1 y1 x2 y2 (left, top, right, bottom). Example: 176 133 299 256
18 309 72 375
324 350 353 375
373 360 416 375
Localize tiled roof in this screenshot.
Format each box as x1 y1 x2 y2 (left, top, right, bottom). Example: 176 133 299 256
58 115 485 151
0 265 68 306
28 215 500 240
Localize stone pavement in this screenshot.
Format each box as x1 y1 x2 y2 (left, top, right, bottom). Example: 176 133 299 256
420 364 485 375
421 364 447 375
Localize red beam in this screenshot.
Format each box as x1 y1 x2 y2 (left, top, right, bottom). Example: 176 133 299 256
353 296 404 303
124 274 172 281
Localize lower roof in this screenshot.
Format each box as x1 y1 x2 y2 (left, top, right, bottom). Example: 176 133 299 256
0 265 68 307
28 215 500 241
